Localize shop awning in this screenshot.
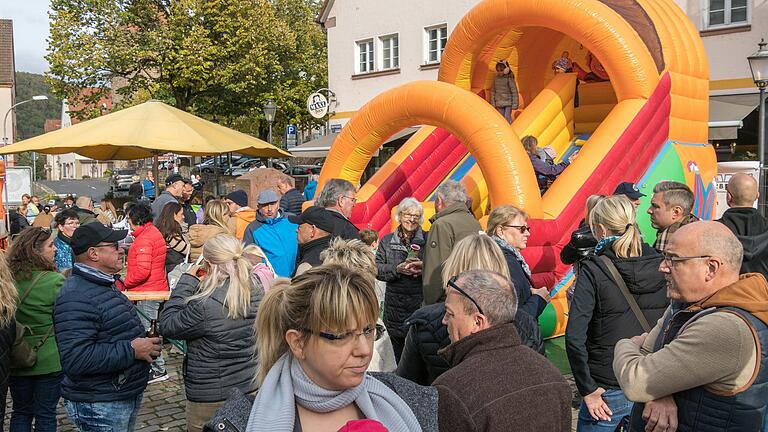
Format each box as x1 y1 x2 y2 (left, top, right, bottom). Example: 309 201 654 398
708 94 759 140
290 127 419 158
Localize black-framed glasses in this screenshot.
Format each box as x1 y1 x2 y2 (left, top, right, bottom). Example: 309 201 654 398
661 252 711 267
303 324 385 345
92 242 120 251
447 276 484 315
503 224 530 234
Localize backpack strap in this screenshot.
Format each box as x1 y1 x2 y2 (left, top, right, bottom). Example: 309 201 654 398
598 255 651 332
18 271 48 306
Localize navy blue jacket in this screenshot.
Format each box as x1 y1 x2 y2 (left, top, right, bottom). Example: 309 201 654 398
53 264 149 402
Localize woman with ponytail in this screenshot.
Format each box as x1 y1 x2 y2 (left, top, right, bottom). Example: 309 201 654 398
158 234 264 432
565 195 668 431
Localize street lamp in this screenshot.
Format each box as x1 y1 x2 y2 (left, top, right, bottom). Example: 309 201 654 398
748 39 768 216
2 95 49 145
263 100 277 146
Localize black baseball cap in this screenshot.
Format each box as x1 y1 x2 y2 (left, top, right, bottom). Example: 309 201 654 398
165 174 189 185
287 206 335 233
613 182 646 200
71 224 128 255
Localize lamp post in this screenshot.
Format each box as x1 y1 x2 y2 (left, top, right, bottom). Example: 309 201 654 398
263 100 277 146
749 39 768 216
2 95 49 182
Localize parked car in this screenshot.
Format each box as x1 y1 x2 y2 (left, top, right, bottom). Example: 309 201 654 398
194 156 242 174
224 157 260 176
110 169 137 193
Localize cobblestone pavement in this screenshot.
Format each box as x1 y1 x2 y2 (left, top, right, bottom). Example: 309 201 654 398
3 349 582 431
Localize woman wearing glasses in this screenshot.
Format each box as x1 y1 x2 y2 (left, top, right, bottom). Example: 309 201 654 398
53 209 80 272
6 228 65 432
565 195 668 431
244 264 435 432
486 205 550 319
375 197 427 362
159 235 265 432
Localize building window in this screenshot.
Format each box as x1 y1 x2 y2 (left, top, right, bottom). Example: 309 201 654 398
706 0 749 28
425 24 448 64
357 39 374 73
381 34 399 69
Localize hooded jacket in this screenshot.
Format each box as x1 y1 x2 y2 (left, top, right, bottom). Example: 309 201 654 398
242 211 298 277
422 203 482 305
433 323 572 432
614 274 768 431
124 222 169 292
227 208 257 241
718 207 768 237
566 243 668 396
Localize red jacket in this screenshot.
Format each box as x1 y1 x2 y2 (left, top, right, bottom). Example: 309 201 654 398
124 223 169 292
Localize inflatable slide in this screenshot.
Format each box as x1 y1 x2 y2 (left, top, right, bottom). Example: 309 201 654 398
316 0 717 337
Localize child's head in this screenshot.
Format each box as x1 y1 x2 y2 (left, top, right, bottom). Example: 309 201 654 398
562 51 570 58
359 228 379 251
495 61 508 74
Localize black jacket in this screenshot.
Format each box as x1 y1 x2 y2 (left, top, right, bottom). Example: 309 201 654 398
182 202 197 226
565 243 668 396
128 182 143 201
718 207 768 237
0 320 15 402
295 236 331 272
9 212 29 236
396 303 544 386
279 188 305 215
737 230 768 280
159 274 262 403
560 222 597 265
496 242 548 319
375 227 427 339
327 209 359 240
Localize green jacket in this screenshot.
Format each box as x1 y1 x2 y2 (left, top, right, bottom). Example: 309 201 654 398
422 203 482 305
13 270 65 376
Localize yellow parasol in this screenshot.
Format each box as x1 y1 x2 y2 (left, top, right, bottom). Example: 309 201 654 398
0 99 292 159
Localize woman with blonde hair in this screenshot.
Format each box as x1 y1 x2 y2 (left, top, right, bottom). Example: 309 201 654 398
242 264 435 432
397 234 544 386
188 199 231 261
159 234 265 432
565 195 668 431
0 251 19 431
486 205 550 319
99 199 118 225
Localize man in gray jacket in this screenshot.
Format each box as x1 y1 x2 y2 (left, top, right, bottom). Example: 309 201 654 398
151 174 186 223
422 181 481 304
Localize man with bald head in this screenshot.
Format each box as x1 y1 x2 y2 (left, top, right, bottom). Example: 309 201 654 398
719 172 768 236
613 221 768 432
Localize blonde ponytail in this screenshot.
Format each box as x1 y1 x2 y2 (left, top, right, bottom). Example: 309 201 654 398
589 195 642 258
255 278 291 384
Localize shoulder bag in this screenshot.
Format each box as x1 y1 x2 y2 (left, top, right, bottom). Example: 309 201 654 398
11 271 54 369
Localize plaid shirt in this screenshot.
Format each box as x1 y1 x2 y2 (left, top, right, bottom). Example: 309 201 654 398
654 213 700 252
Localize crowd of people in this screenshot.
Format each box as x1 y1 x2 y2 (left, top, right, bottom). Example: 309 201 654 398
0 161 767 432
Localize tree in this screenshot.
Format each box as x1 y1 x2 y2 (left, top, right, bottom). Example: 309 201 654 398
12 72 62 179
46 0 328 146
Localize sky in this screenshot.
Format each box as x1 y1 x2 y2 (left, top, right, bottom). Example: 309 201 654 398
1 1 51 74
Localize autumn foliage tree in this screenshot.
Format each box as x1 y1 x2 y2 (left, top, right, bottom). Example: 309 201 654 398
46 0 327 141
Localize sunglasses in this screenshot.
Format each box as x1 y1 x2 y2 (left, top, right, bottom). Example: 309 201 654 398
447 275 484 315
502 224 531 234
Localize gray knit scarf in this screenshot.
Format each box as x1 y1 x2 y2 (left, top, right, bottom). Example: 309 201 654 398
492 235 531 276
246 353 422 432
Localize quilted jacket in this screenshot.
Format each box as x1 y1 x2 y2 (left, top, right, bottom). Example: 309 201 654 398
124 222 169 292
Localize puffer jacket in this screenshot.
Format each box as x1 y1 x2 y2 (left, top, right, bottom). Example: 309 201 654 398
565 243 668 396
490 72 519 109
396 303 544 386
188 224 230 261
159 273 263 403
53 264 149 402
375 227 427 339
279 188 305 215
242 211 298 278
124 222 169 292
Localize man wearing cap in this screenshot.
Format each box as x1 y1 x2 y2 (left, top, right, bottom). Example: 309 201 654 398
151 174 186 224
180 182 197 227
225 190 257 240
53 224 161 430
613 182 646 208
289 206 335 276
242 190 299 277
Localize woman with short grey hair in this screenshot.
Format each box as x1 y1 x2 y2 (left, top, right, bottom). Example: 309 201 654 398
375 197 427 362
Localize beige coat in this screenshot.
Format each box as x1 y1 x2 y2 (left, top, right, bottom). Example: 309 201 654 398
188 224 230 261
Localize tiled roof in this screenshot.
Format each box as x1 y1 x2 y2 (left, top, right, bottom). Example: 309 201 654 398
0 20 14 85
44 119 61 133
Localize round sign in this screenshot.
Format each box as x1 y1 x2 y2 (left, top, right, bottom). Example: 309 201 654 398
307 92 329 119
